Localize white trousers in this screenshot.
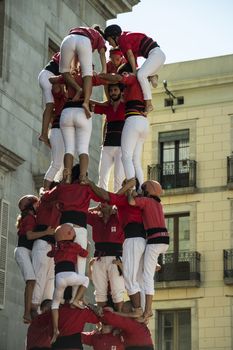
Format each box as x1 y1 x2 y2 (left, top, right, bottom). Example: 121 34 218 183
60 107 92 156
98 146 125 192
121 116 149 187
143 243 169 295
122 237 146 296
31 239 55 304
137 47 166 100
44 128 65 182
59 34 93 76
92 256 125 303
14 247 35 281
38 69 55 104
52 271 89 309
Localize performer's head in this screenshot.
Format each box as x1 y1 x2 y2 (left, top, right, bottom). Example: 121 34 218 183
104 24 122 47
109 47 124 67
141 180 163 198
18 194 39 213
55 224 76 242
40 299 52 313
108 83 124 102
100 203 115 218
71 163 88 183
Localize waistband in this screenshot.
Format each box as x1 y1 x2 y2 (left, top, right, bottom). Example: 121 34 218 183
139 36 159 58
126 346 154 350
34 224 55 244
147 236 170 245
63 101 84 109
107 120 125 132
94 242 122 257
60 211 87 228
124 222 146 239
146 227 168 237
44 60 60 76
51 332 83 349
125 100 146 118
51 115 60 129
55 261 75 274
17 235 33 250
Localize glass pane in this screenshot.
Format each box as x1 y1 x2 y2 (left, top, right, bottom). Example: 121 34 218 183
163 142 175 175
179 216 190 252
178 311 191 350
179 139 190 174
166 217 174 253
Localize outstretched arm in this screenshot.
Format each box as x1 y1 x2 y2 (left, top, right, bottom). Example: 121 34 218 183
98 72 122 83
87 180 110 201
117 178 136 195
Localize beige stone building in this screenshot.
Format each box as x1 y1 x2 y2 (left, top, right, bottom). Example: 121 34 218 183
0 1 139 349
144 54 233 350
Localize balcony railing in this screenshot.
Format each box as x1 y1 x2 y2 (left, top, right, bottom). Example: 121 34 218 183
223 249 233 284
156 251 201 285
227 156 233 184
148 160 197 190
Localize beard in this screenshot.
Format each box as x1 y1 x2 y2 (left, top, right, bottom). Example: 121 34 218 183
110 93 121 102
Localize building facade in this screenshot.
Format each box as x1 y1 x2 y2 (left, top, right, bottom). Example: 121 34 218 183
0 1 139 349
145 54 233 350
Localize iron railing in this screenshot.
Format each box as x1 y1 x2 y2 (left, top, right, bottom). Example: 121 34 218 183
156 251 201 282
227 156 233 184
148 160 197 190
223 249 233 279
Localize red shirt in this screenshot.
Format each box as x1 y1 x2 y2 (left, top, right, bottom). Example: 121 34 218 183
26 304 99 349
47 241 88 265
108 193 143 229
82 330 124 350
87 211 124 244
36 197 61 228
135 197 166 231
107 57 127 73
52 84 67 117
118 31 155 59
42 183 101 214
18 214 36 237
94 102 125 123
102 310 153 348
69 27 106 53
120 73 144 104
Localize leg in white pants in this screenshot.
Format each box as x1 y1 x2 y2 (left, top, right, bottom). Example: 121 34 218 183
121 116 149 186
31 240 55 305
44 128 65 182
59 35 93 77
73 227 88 275
143 243 169 295
38 69 55 104
137 47 166 100
113 147 125 192
122 237 146 296
52 271 89 309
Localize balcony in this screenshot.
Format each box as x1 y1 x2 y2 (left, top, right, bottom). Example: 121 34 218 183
148 160 197 195
223 249 233 285
227 156 233 189
156 251 201 289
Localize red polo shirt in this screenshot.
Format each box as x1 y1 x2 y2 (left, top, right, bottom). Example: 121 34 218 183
82 330 124 350
69 27 106 53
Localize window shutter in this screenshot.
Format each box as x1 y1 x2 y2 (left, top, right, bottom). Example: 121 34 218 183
0 199 9 308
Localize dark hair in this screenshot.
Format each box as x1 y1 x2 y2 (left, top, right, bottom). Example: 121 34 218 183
135 178 140 192
117 62 133 75
107 83 124 93
63 286 73 302
104 24 122 40
93 25 105 38
40 299 52 311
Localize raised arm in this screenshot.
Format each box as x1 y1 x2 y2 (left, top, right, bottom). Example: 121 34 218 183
126 49 137 74
87 180 110 201
116 178 136 195
99 47 107 73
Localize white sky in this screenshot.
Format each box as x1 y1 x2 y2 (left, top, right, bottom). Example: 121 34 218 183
107 0 233 64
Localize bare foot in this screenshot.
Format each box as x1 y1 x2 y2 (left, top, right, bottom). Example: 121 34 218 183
71 300 86 309
79 175 88 185
143 311 153 320
51 329 60 344
23 315 31 324
39 135 51 147
82 102 92 119
149 74 158 88
145 104 154 114
131 307 143 318
62 168 71 184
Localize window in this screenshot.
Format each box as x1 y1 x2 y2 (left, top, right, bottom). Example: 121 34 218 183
48 38 59 60
0 0 5 77
158 309 191 350
159 130 192 189
0 199 9 308
166 213 190 255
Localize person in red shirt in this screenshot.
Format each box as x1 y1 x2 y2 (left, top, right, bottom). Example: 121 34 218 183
38 52 61 146
82 324 124 350
48 224 89 344
103 25 166 114
43 82 66 190
128 180 169 320
98 63 149 188
87 203 125 311
26 302 99 350
59 26 106 118
107 48 127 74
41 163 103 276
93 83 125 191
14 195 53 323
85 178 144 317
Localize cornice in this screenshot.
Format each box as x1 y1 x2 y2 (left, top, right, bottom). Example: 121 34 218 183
87 0 140 20
0 144 24 173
